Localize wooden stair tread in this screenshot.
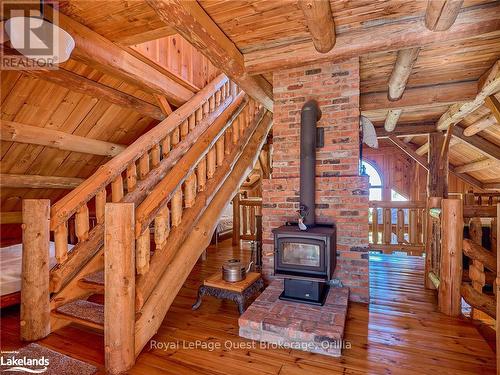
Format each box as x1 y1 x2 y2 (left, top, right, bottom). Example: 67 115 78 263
80 270 104 286
55 300 104 328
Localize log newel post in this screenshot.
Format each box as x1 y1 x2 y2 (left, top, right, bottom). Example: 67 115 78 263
104 203 136 374
20 199 51 341
232 193 241 245
496 203 500 373
424 196 441 289
438 198 463 317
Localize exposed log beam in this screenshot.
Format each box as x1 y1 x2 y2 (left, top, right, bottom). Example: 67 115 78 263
387 135 484 190
45 6 193 107
416 138 459 156
375 123 437 138
463 113 497 136
147 0 273 112
1 120 126 157
452 126 500 160
388 48 421 101
484 95 500 124
425 0 464 31
154 94 173 116
384 109 403 132
0 211 22 224
437 60 500 130
0 174 83 189
12 62 164 121
455 158 500 174
245 3 500 74
361 81 477 113
483 182 500 190
298 0 336 53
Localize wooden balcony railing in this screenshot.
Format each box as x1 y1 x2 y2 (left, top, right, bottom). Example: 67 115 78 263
368 201 426 255
46 74 235 292
232 195 262 243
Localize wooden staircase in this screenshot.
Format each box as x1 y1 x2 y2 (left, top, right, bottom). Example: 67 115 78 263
20 74 273 374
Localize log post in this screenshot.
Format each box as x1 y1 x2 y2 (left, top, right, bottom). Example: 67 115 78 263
427 132 449 198
496 203 499 373
20 199 51 341
438 198 463 316
232 194 241 245
469 216 485 319
104 203 135 374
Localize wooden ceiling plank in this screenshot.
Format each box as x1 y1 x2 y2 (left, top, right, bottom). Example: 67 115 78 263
298 0 336 53
437 60 500 130
0 119 126 157
146 0 273 112
13 64 165 121
361 80 477 113
452 126 500 161
245 2 500 74
375 123 437 138
455 158 500 174
384 109 403 132
482 182 500 190
388 48 421 101
425 0 464 32
0 173 83 189
46 6 193 107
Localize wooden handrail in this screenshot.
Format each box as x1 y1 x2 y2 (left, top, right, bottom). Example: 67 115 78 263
463 205 497 218
369 201 425 209
463 239 496 273
50 74 229 230
134 92 246 237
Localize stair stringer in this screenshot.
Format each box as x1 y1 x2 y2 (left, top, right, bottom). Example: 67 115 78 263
134 111 273 355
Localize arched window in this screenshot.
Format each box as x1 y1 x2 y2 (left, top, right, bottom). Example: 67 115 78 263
362 160 382 201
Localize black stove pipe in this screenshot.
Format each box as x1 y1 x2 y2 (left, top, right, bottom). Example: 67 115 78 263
299 100 322 228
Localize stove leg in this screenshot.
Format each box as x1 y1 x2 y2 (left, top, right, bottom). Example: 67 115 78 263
235 294 246 315
192 286 205 310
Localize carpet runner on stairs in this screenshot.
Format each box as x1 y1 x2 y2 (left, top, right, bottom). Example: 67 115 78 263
55 300 104 329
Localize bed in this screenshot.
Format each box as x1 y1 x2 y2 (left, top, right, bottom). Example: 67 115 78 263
212 203 233 244
0 242 70 308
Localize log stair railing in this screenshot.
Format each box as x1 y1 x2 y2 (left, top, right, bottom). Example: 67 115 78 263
20 73 272 373
368 201 426 256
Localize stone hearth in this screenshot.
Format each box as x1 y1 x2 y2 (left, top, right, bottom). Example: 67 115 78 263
238 280 349 357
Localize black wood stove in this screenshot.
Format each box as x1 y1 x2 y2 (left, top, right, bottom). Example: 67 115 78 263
272 100 336 306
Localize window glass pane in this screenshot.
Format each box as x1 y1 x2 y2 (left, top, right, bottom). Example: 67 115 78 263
369 188 382 201
362 161 382 186
391 189 408 201
282 242 320 267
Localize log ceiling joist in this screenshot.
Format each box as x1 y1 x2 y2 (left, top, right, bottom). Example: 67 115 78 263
0 173 83 189
244 3 500 74
384 109 403 132
46 6 193 107
455 158 500 174
375 124 437 139
0 211 22 225
361 80 477 114
0 120 126 157
452 126 500 161
6 56 165 121
146 0 273 112
425 0 464 31
416 138 459 156
437 60 500 131
484 95 500 124
387 135 488 191
298 0 336 53
463 113 497 136
387 48 421 102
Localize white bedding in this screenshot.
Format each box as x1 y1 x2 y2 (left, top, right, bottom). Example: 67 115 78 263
0 242 71 296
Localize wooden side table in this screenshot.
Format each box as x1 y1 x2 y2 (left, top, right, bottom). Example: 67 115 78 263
192 272 264 314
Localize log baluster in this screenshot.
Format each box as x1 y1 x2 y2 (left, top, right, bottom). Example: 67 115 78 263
209 94 216 112
184 174 197 208
232 117 240 144
196 157 207 192
216 137 224 166
232 194 240 245
136 228 150 275
126 163 137 192
188 114 196 132
54 221 69 264
171 127 180 148
207 147 216 179
138 153 150 179
75 204 90 242
96 188 107 224
111 174 124 202
396 208 404 243
383 208 391 244
171 189 183 227
215 89 221 106
161 136 171 158
195 107 203 125
180 120 189 141
154 206 170 250
151 144 161 168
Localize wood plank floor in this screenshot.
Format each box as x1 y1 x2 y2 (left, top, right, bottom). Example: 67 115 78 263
1 241 496 374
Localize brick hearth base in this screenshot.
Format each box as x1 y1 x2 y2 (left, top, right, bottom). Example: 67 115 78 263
238 280 349 357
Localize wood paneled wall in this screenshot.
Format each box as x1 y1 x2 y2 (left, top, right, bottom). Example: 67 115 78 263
363 142 480 202
132 35 220 90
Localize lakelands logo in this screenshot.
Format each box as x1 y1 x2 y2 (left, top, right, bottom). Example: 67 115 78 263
0 353 49 373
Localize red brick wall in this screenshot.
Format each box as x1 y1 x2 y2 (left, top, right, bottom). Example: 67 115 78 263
262 58 370 303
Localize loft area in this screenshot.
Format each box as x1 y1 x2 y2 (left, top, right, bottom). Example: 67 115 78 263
0 1 499 374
